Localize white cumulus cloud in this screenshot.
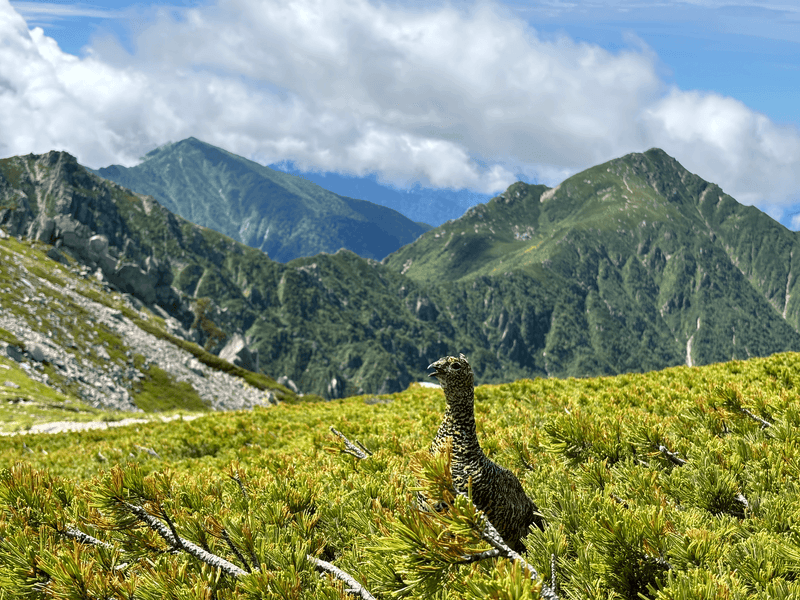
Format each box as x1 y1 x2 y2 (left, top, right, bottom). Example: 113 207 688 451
2 0 800 208
642 90 800 205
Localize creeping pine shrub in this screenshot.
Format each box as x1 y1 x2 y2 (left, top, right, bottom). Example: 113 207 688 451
3 353 800 598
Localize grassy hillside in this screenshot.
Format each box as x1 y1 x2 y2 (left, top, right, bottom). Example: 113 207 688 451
3 352 800 598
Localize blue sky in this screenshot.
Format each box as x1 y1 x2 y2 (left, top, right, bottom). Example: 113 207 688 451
4 0 800 227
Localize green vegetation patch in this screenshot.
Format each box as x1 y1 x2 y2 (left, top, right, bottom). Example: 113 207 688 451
2 352 800 598
130 357 209 413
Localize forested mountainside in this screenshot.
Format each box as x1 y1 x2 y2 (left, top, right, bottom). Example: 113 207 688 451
2 148 799 397
92 137 431 263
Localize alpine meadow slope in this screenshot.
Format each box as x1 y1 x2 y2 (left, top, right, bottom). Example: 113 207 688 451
92 138 432 263
1 147 799 398
5 351 800 598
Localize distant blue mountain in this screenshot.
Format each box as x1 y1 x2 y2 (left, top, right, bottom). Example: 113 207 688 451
269 165 493 227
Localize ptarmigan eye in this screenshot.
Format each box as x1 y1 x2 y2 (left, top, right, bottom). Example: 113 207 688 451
451 363 461 370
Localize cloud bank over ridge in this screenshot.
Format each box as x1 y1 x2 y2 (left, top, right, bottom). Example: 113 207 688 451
2 0 799 210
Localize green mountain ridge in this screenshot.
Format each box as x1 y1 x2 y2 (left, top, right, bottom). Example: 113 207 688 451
1 147 799 398
385 148 800 371
93 137 432 262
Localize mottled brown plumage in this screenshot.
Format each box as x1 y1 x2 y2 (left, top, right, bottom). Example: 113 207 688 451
427 353 544 553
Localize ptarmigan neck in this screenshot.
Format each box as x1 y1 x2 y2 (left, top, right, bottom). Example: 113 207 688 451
443 396 483 458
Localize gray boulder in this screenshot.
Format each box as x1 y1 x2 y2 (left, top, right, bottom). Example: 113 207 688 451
113 263 156 305
55 215 92 253
184 358 205 378
46 246 70 265
5 344 23 362
27 344 47 362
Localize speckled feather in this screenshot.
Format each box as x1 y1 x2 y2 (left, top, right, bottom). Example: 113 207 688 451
427 354 544 553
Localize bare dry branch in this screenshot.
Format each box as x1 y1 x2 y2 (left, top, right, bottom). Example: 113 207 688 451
330 426 373 459
229 472 249 501
63 526 115 550
478 517 560 600
740 408 772 429
456 548 502 563
307 554 377 600
134 444 160 458
221 528 252 573
124 501 247 577
657 445 687 466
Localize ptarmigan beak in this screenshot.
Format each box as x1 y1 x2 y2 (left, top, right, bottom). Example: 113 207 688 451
428 358 444 378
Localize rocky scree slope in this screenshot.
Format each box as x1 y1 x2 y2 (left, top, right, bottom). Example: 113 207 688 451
2 148 799 399
0 232 296 433
93 137 431 263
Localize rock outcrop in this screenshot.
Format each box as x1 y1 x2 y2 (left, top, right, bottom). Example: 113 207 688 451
0 151 191 326
218 333 259 372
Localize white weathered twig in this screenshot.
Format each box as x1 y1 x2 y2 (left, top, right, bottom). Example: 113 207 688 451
307 555 377 600
61 526 130 570
64 497 376 598
124 502 247 577
457 548 502 563
330 426 373 459
134 444 160 458
63 526 115 550
478 516 560 600
739 408 772 429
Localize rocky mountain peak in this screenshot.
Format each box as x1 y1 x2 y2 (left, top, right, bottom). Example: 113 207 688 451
3 146 800 399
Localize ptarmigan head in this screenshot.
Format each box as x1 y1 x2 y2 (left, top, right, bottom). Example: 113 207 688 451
428 354 474 401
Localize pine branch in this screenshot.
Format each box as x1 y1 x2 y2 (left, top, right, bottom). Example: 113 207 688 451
161 509 185 552
60 526 132 571
133 444 160 459
330 426 373 459
229 472 249 502
124 501 247 577
610 494 629 508
306 554 377 600
478 517 560 600
736 493 750 512
739 408 772 429
222 528 252 573
456 548 502 563
69 503 374 598
62 526 115 550
657 445 687 466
